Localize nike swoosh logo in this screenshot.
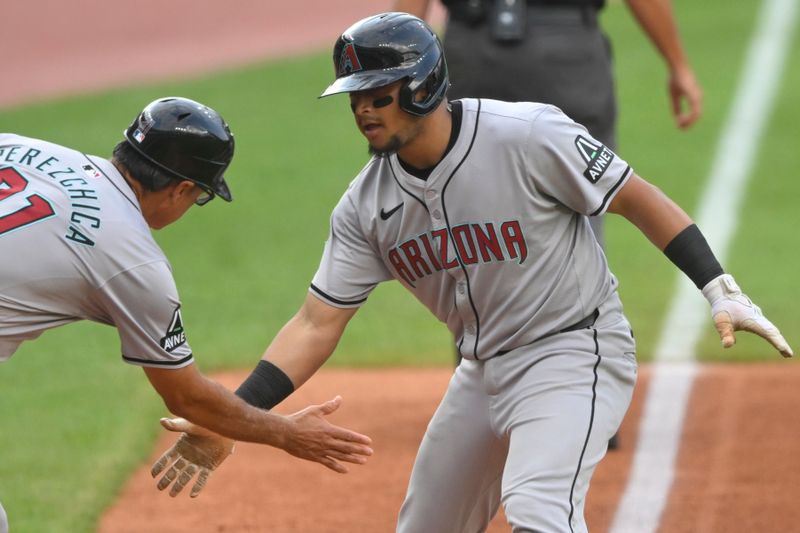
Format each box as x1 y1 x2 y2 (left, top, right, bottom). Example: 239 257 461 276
380 202 404 221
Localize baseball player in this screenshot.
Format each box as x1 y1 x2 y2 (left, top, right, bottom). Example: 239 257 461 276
0 97 373 529
153 13 792 532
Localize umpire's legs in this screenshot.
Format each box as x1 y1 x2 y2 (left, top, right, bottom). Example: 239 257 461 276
397 359 507 533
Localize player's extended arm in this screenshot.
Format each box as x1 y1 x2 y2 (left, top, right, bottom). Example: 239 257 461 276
608 174 792 357
624 0 702 129
392 0 432 19
150 294 365 496
257 292 359 388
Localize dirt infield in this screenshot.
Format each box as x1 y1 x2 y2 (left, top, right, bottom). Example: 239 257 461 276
97 363 800 533
0 0 443 109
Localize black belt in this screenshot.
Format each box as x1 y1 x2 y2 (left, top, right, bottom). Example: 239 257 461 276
559 307 600 333
495 308 599 357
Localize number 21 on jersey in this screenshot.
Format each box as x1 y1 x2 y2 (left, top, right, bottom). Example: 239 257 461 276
0 166 56 236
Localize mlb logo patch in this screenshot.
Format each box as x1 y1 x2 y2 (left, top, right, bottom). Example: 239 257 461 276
82 164 101 179
132 129 146 143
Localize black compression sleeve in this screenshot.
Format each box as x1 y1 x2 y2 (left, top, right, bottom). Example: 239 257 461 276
662 224 724 289
234 360 295 410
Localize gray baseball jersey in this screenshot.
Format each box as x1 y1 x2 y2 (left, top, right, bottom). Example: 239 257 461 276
311 99 632 359
0 134 193 368
312 99 638 532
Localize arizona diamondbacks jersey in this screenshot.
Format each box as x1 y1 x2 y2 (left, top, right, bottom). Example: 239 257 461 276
311 99 633 360
0 134 193 367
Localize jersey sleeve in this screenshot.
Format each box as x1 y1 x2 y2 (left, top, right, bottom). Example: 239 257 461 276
310 189 393 308
526 105 633 216
95 261 194 368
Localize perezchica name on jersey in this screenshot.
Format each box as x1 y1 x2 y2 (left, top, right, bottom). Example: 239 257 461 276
388 220 527 286
0 144 101 246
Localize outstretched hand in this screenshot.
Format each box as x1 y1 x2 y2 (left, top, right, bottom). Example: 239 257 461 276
703 274 793 358
151 418 235 498
279 395 373 474
151 396 373 497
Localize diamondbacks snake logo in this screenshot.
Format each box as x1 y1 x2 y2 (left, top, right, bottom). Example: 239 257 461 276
338 43 363 75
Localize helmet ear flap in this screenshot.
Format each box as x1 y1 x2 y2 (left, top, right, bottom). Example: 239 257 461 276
398 54 450 116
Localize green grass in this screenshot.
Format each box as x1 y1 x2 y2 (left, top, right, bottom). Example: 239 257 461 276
0 0 797 530
602 0 800 361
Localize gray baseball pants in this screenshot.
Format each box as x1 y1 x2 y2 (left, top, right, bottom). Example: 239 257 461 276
397 292 637 533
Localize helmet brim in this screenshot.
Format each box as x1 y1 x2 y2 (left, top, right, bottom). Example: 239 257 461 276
320 70 407 98
214 177 233 202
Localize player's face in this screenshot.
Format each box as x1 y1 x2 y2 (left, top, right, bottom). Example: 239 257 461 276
349 81 422 156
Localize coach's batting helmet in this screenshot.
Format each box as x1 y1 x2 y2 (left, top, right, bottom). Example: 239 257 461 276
320 12 449 116
124 97 234 202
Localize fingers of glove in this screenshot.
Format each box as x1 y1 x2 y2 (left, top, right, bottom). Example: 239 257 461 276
160 418 220 439
156 458 186 491
190 468 211 498
767 331 793 358
169 463 199 498
160 417 193 434
712 311 736 348
176 436 233 469
738 317 794 358
151 448 179 477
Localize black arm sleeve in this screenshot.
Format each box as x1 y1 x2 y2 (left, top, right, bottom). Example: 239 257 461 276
662 224 724 289
235 360 295 410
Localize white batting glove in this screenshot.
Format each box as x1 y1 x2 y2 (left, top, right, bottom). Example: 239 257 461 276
151 418 235 498
702 274 793 358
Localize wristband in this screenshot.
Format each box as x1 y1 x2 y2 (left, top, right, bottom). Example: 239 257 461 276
235 360 295 410
663 224 724 289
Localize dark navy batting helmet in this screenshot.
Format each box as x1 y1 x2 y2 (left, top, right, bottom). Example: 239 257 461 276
124 97 234 202
320 12 449 116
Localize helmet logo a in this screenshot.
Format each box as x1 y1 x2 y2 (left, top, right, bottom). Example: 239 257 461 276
338 43 363 76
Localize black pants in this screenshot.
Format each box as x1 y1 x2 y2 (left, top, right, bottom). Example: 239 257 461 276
443 5 617 149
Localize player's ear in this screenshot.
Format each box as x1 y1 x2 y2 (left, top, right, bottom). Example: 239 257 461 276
172 179 198 201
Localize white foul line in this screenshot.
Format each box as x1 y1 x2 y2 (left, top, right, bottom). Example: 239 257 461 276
610 0 798 531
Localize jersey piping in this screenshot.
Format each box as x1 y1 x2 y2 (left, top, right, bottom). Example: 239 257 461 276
589 165 632 216
568 327 600 532
389 163 428 211
310 283 367 306
122 352 193 366
441 98 483 359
